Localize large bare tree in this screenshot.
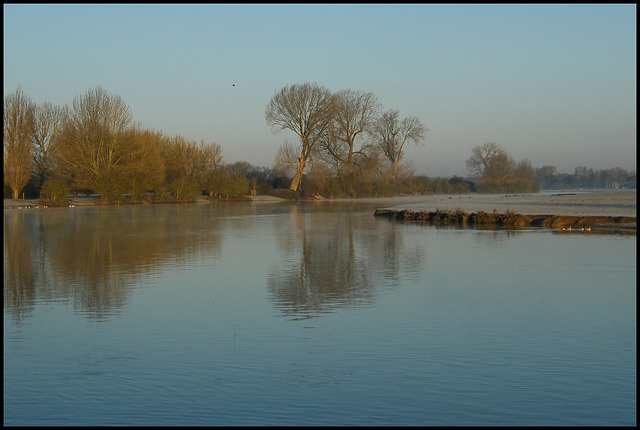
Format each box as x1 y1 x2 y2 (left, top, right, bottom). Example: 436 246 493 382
57 87 133 199
369 109 426 180
320 89 381 177
4 87 35 200
265 82 335 192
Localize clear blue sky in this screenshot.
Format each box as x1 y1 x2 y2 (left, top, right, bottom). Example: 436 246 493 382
4 4 636 177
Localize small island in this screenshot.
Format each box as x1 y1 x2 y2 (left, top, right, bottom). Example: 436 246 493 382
373 190 636 233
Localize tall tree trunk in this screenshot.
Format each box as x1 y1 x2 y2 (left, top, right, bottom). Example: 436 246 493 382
289 158 306 192
391 162 399 181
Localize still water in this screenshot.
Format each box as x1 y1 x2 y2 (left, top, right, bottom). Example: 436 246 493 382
4 200 636 426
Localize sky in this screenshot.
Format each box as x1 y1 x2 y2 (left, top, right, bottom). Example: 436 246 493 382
3 4 636 177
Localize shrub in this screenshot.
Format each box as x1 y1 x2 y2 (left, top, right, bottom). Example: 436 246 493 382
224 174 250 198
39 178 70 206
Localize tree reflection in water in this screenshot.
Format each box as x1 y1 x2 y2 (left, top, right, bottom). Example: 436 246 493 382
4 205 223 321
267 204 425 320
5 201 428 322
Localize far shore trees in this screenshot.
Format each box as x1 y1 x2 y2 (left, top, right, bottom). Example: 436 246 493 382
265 83 336 192
466 142 538 193
4 87 35 200
534 165 635 189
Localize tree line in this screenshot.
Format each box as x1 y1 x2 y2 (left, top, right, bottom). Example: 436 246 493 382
4 86 255 204
4 85 635 204
534 165 636 190
265 82 428 196
3 83 432 202
464 142 636 193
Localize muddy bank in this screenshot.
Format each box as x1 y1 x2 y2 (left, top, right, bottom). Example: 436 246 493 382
374 208 636 233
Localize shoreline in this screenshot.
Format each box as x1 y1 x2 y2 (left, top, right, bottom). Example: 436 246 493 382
3 194 287 208
4 189 636 218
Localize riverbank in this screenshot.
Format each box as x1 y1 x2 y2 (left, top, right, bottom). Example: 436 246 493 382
3 194 289 209
5 189 636 219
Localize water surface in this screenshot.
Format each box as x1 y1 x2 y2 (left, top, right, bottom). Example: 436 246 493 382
4 201 636 425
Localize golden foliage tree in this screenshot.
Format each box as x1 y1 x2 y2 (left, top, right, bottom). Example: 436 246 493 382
56 87 134 200
123 127 167 201
3 87 35 200
32 101 64 189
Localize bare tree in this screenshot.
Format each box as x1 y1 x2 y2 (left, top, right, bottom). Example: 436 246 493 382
32 101 64 189
273 139 301 178
465 143 542 193
265 82 335 191
465 142 511 191
4 87 35 199
321 89 381 176
369 109 426 180
57 87 134 199
465 142 504 181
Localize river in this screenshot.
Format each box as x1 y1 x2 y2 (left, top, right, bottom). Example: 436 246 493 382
3 200 636 425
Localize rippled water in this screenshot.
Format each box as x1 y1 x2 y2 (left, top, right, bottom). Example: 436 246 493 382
4 200 636 425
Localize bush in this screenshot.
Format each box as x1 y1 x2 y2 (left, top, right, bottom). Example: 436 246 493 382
39 178 70 206
223 174 250 198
